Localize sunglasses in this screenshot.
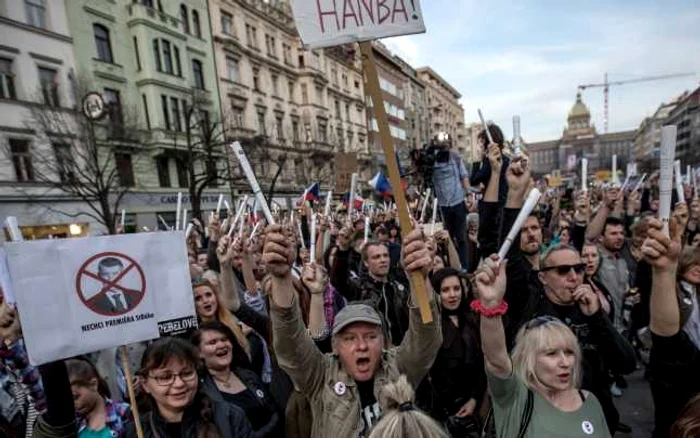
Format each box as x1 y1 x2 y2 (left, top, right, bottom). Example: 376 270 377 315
525 315 559 330
540 263 586 276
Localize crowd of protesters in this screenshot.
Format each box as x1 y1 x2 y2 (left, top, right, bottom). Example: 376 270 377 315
1 123 700 438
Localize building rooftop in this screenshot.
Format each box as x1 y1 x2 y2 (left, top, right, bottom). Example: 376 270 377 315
416 66 461 99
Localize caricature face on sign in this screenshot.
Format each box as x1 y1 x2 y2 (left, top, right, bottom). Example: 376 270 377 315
76 252 146 317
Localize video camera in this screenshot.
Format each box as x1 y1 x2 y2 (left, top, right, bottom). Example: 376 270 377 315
409 132 452 190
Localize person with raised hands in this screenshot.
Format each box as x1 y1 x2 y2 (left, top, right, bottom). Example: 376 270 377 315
641 217 700 438
474 254 611 438
263 224 441 438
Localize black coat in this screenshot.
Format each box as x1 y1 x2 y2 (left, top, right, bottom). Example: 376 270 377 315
125 392 253 438
422 308 486 420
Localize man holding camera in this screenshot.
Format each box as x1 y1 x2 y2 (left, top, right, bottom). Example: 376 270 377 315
431 133 471 270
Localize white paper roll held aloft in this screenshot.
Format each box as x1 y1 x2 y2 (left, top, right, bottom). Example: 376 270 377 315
430 197 438 236
216 194 224 216
498 189 542 259
309 214 317 261
513 115 521 154
120 209 126 228
324 191 332 217
659 126 678 236
230 142 274 225
420 188 431 223
364 216 370 242
581 158 588 192
675 159 685 204
612 155 618 185
478 109 494 145
348 173 358 221
228 195 249 238
175 192 182 230
633 174 647 193
184 223 193 239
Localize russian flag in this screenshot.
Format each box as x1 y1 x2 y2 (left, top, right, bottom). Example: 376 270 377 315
368 172 392 197
305 182 320 201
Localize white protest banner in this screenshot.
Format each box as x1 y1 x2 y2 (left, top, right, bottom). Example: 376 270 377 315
659 126 677 236
6 232 196 365
0 248 16 304
291 0 426 49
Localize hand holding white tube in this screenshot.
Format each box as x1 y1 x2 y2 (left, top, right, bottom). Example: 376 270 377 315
497 189 542 259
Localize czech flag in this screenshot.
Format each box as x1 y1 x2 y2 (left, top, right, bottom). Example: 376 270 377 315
368 172 392 197
343 192 364 209
305 182 320 201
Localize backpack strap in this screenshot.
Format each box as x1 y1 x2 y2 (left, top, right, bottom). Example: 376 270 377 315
517 389 534 438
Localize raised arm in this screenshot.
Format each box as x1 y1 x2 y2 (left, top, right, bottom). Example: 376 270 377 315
240 240 258 295
217 235 244 312
586 187 619 240
475 255 511 377
396 229 442 388
301 263 330 341
329 226 357 301
641 217 682 336
263 225 326 395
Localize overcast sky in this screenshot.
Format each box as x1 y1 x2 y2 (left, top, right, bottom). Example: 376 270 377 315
383 0 700 142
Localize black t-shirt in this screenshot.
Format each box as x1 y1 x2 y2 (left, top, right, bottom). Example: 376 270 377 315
357 380 381 437
223 389 269 431
163 422 183 438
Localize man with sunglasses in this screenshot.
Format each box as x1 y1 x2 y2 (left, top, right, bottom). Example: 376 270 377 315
479 159 636 433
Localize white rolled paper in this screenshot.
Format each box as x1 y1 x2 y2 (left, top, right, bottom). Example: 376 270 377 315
419 188 431 223
498 189 542 259
633 173 647 193
478 109 494 145
216 194 224 216
612 155 618 184
175 192 182 230
694 168 699 199
120 209 126 228
581 158 588 192
182 209 188 231
310 214 317 260
687 165 692 185
324 191 332 217
298 221 305 248
659 126 677 236
184 223 193 239
249 222 262 242
230 142 275 225
620 175 630 192
513 115 521 155
157 215 170 231
430 197 438 236
5 217 23 241
675 159 685 204
228 195 249 238
224 200 231 212
348 173 358 222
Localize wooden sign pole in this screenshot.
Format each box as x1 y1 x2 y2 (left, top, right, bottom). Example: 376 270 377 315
121 345 144 438
359 42 432 323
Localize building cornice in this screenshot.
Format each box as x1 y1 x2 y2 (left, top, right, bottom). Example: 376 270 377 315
0 16 73 43
84 5 116 22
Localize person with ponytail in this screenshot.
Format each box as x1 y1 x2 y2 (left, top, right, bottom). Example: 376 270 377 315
192 322 282 437
128 337 252 438
368 375 447 438
66 358 132 438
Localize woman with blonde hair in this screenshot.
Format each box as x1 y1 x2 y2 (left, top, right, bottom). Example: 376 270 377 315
474 254 611 437
368 375 448 438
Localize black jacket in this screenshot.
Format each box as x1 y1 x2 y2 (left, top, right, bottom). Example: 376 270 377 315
330 248 410 345
200 371 281 437
422 308 486 419
125 393 253 438
470 155 510 205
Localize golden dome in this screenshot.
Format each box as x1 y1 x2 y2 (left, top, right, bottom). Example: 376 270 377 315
568 92 591 119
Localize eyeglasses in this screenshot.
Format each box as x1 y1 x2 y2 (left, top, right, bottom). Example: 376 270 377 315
540 263 586 276
525 315 559 330
147 369 198 386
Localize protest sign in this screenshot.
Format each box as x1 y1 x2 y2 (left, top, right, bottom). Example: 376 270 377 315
335 152 358 193
5 232 196 365
291 0 426 49
0 248 16 304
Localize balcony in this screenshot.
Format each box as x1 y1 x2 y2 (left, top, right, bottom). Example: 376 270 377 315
126 3 182 35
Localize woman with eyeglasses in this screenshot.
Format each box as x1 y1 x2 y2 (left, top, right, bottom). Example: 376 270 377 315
129 337 252 438
192 321 282 437
473 254 611 437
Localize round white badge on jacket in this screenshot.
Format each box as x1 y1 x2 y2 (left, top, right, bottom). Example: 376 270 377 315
581 420 594 435
334 382 346 396
255 389 265 399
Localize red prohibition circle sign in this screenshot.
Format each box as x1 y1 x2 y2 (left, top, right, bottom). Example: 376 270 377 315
75 251 147 317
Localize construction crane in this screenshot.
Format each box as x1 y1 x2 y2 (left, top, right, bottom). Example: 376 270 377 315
578 72 696 133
